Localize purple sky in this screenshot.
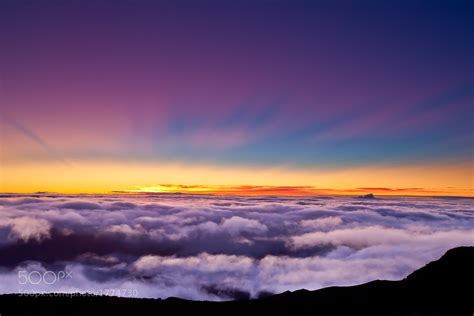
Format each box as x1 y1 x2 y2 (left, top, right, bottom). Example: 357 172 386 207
0 0 472 194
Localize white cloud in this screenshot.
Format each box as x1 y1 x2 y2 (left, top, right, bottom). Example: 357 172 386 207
300 216 343 228
0 194 472 300
134 253 254 273
221 216 268 235
0 216 51 242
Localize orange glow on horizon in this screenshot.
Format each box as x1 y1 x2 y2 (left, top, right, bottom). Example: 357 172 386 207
1 160 472 197
121 184 473 197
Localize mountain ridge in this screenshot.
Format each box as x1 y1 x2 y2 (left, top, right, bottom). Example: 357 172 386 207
0 246 472 315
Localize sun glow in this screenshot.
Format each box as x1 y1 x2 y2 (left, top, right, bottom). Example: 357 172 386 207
2 160 471 197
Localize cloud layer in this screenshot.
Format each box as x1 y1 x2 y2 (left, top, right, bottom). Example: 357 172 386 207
0 194 473 300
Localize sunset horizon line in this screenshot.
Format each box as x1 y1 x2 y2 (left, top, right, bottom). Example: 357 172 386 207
1 184 472 198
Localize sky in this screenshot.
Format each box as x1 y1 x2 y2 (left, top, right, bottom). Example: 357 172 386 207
0 0 473 195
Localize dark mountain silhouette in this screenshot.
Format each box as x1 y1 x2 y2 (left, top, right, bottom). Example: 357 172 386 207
0 247 472 316
357 193 376 199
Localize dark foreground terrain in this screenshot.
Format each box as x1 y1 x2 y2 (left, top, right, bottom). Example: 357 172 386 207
0 247 472 316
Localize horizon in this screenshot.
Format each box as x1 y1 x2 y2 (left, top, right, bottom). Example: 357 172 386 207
1 186 474 198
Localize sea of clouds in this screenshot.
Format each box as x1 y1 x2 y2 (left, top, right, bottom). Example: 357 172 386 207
0 193 473 300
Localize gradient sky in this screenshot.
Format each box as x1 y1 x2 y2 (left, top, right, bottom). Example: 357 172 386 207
0 0 473 195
